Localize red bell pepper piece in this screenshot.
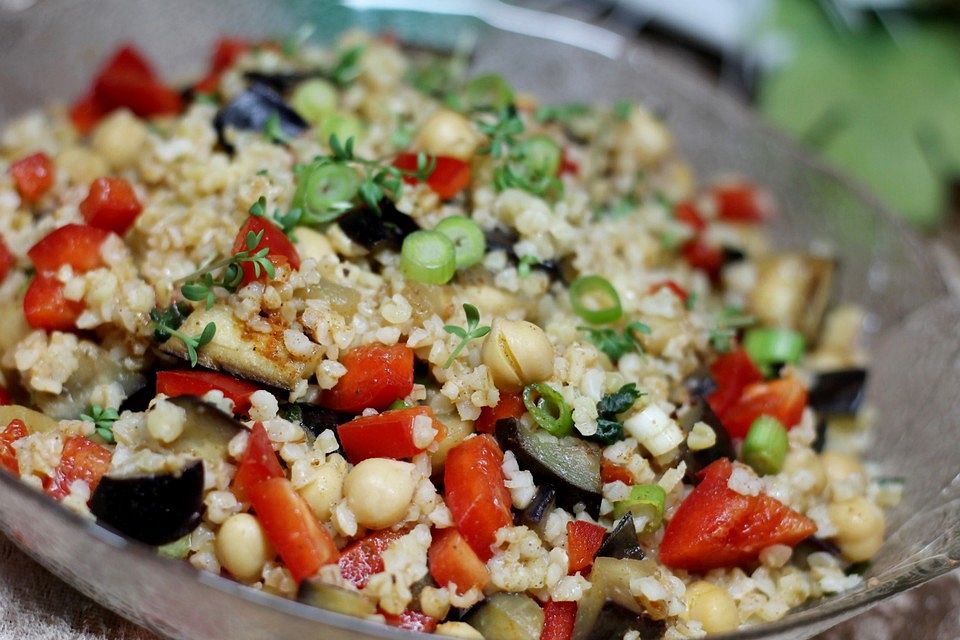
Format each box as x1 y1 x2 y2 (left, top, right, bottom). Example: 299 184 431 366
541 601 577 640
428 528 491 594
660 459 816 571
382 610 438 633
92 44 183 118
0 234 14 284
337 406 445 463
23 275 85 331
231 422 284 503
195 38 250 94
321 344 415 413
10 152 55 204
712 183 770 223
443 435 512 561
0 420 29 476
339 529 405 589
559 148 579 176
474 391 525 434
719 377 808 439
231 216 300 287
566 520 606 574
248 477 339 582
156 370 260 415
69 93 109 135
706 348 764 419
674 200 706 232
600 459 633 485
45 435 112 500
648 279 688 304
27 224 110 273
681 238 724 279
394 153 471 200
79 177 143 235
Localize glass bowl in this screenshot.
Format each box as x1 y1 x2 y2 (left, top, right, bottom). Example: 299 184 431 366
0 1 957 639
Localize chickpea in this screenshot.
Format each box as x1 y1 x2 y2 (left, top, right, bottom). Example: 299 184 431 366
415 109 480 161
294 227 336 262
435 622 485 639
685 581 739 635
298 457 347 521
91 109 148 170
480 318 554 392
828 496 885 562
344 458 417 529
459 285 521 319
215 513 275 582
782 448 827 496
820 451 865 486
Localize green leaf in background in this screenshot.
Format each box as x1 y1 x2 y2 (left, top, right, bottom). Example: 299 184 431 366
757 2 960 228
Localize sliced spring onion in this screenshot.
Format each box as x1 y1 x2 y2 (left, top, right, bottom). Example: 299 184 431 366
462 73 514 111
157 535 191 560
318 111 365 145
435 215 487 269
743 327 806 366
742 415 788 476
569 275 623 324
293 162 360 224
516 134 562 177
388 400 411 410
291 79 338 125
611 484 666 533
523 383 574 437
400 230 457 285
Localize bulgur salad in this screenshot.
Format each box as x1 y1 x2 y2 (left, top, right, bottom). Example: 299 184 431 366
0 33 897 640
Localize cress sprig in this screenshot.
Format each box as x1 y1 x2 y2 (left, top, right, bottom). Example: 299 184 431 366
80 405 120 443
442 303 491 368
150 305 216 368
179 230 276 309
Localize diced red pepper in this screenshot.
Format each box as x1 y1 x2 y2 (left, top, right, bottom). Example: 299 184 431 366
339 529 406 589
443 435 512 561
566 520 606 575
231 422 284 503
0 385 10 406
155 370 260 415
0 234 14 283
96 45 154 79
660 459 816 571
600 459 633 485
428 528 491 594
474 391 525 434
79 177 143 235
674 200 706 232
541 601 577 640
92 45 183 118
69 93 109 135
248 477 339 582
394 154 471 200
45 436 112 500
648 279 688 304
382 610 438 633
681 238 724 278
337 406 445 463
195 38 250 94
231 216 301 287
559 148 579 176
706 348 764 419
27 224 110 273
10 152 55 204
719 377 808 439
23 275 85 331
712 183 770 223
0 420 29 476
321 344 414 413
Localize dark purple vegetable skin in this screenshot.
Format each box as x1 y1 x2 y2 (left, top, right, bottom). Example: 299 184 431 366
681 397 736 483
213 83 308 152
517 485 556 532
279 402 353 440
336 199 420 250
582 603 665 640
89 460 204 546
808 369 867 417
595 514 645 561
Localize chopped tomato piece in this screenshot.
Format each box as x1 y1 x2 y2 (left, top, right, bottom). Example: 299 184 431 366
706 348 764 419
600 459 633 485
681 238 724 278
474 391 525 434
248 477 339 582
195 38 250 94
712 183 770 223
231 422 284 503
10 152 55 204
231 216 300 287
95 44 154 79
0 420 29 475
339 529 405 589
428 528 491 594
660 459 816 571
45 436 112 500
719 377 808 439
382 610 437 633
79 177 143 235
0 234 14 283
648 279 688 304
566 520 606 574
321 344 414 413
337 406 445 463
156 370 259 415
674 200 706 232
27 224 110 273
0 385 10 406
541 600 577 640
394 154 471 200
23 275 84 331
444 435 512 561
69 93 109 135
92 45 183 117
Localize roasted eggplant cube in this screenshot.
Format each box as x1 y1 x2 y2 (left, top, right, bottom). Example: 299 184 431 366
808 368 868 417
298 581 376 618
467 593 544 640
336 199 420 251
279 402 353 440
579 602 665 640
517 485 556 536
213 83 308 152
595 514 645 561
167 396 244 463
89 460 204 546
681 397 736 483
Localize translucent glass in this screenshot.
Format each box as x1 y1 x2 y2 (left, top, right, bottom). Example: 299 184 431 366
0 1 957 639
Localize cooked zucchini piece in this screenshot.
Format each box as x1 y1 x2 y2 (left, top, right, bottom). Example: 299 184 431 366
297 581 376 618
467 593 544 640
748 253 835 341
572 557 658 640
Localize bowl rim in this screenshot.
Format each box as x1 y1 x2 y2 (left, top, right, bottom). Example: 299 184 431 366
0 1 954 639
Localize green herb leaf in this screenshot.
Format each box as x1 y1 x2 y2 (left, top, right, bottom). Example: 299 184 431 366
709 306 756 353
535 103 590 124
80 405 120 444
593 418 625 445
517 255 539 278
262 112 290 144
150 307 216 368
579 322 650 362
329 45 365 87
597 383 642 415
613 99 632 121
442 303 491 368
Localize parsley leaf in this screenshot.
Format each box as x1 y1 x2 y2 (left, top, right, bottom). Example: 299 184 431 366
80 405 120 443
591 383 644 445
708 306 756 353
442 303 491 368
579 321 651 362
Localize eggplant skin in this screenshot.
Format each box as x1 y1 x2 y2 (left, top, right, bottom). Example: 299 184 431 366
681 397 736 483
808 369 867 417
336 199 420 250
213 83 308 152
595 515 645 561
89 460 204 546
582 602 665 640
